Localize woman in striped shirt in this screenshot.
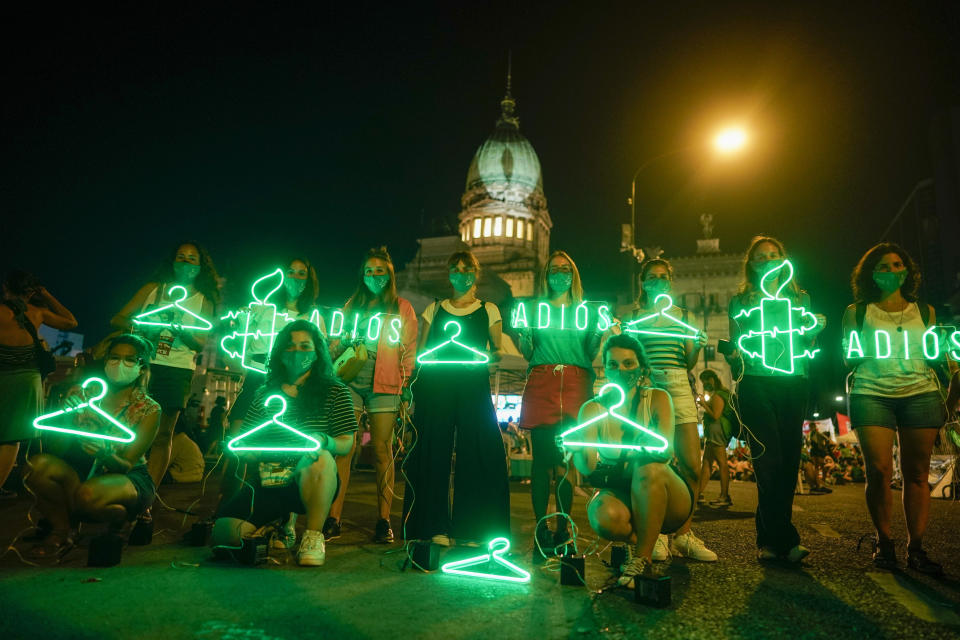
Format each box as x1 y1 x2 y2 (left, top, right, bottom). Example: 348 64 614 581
211 320 357 567
626 258 715 562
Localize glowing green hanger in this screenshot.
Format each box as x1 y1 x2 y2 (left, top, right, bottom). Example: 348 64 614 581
133 285 213 331
220 269 286 374
416 320 490 365
441 537 531 584
734 260 819 374
33 377 137 443
623 293 701 340
226 394 321 453
558 383 669 454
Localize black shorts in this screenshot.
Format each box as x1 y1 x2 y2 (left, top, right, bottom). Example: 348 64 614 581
125 464 156 518
148 364 195 412
215 472 341 528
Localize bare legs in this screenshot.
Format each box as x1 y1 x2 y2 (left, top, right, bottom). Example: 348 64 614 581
699 443 729 500
330 410 396 523
857 426 938 547
587 462 692 561
147 409 180 486
0 442 20 490
672 421 700 536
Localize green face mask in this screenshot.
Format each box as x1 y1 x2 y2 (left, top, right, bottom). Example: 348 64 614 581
284 277 307 300
872 270 906 293
281 351 316 383
173 261 200 283
642 278 671 298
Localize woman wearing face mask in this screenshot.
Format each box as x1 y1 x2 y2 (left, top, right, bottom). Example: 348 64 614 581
515 250 602 560
568 334 694 587
112 242 220 503
211 321 357 566
725 236 825 564
842 243 953 574
401 251 510 545
25 334 159 556
627 258 715 562
0 269 77 497
696 369 732 507
326 247 417 544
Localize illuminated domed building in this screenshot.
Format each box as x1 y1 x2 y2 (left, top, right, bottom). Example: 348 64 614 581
398 73 551 303
456 77 552 297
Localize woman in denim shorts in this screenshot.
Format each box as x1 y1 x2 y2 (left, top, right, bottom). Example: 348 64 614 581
843 242 954 574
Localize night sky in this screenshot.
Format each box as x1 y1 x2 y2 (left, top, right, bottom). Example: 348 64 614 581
3 3 958 401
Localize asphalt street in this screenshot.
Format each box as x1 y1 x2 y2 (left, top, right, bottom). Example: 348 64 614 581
1 470 958 640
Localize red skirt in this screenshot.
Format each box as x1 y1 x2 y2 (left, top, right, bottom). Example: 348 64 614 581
519 364 594 429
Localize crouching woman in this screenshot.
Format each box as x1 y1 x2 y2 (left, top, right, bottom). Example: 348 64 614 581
568 334 694 587
210 320 357 566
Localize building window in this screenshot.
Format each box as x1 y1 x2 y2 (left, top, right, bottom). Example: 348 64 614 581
494 216 503 236
473 218 482 238
483 217 492 238
463 225 469 241
517 219 524 240
526 221 533 243
505 217 514 238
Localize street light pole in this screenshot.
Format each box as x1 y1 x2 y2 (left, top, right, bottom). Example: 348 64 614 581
626 146 692 303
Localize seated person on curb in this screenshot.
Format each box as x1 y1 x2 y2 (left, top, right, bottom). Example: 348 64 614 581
566 334 694 588
210 320 356 567
26 334 160 556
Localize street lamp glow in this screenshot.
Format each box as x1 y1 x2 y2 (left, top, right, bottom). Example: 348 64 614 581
835 395 844 402
713 127 748 154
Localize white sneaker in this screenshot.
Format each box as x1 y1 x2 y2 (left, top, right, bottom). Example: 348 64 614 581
271 527 297 550
297 530 326 566
431 534 452 547
670 531 718 562
652 534 671 562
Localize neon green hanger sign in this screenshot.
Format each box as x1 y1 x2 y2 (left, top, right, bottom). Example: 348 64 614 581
734 260 820 374
227 394 322 452
511 300 613 332
623 293 702 340
33 377 137 443
441 537 531 583
417 320 490 365
558 383 669 454
133 285 213 331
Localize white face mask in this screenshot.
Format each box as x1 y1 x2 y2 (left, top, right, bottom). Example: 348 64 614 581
105 361 142 386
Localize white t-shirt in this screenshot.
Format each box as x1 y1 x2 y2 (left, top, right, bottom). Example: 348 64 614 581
141 285 207 370
422 299 502 327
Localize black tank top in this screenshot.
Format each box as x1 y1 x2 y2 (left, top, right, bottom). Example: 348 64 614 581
427 300 490 353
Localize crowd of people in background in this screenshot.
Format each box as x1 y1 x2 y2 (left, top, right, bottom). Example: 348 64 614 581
1 236 957 583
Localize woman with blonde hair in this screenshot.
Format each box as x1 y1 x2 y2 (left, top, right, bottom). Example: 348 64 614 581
516 250 602 560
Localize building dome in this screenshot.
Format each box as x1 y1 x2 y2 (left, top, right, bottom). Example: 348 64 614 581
457 75 553 297
465 121 543 193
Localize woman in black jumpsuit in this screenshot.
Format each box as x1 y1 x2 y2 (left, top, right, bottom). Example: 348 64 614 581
402 251 510 544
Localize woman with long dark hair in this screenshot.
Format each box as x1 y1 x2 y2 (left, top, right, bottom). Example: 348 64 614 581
211 320 357 566
401 250 510 544
26 334 159 556
0 269 77 496
627 258 715 562
112 242 220 497
516 250 602 560
843 242 953 574
326 247 417 543
725 236 825 563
